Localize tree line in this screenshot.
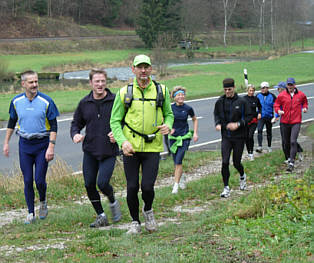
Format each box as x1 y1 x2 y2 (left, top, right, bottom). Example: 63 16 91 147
0 0 313 48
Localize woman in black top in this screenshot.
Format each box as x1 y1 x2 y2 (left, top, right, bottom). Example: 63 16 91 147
243 84 261 160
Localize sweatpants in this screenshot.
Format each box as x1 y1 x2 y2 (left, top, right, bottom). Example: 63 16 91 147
221 137 245 187
245 123 257 154
281 123 301 164
83 152 116 215
123 152 160 223
257 118 273 147
19 137 49 215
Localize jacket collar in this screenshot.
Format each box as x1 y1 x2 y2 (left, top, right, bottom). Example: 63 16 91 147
86 88 114 102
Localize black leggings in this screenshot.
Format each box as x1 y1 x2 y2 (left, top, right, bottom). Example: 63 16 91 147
221 137 245 187
257 118 272 147
281 123 301 164
245 123 257 154
83 152 116 215
123 152 160 223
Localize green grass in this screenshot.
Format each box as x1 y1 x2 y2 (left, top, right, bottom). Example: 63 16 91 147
0 150 312 262
305 124 314 139
1 52 314 121
0 49 147 72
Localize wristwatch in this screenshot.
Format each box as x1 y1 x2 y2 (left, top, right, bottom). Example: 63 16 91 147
49 140 56 145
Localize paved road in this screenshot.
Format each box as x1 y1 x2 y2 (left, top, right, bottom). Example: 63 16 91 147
0 83 313 175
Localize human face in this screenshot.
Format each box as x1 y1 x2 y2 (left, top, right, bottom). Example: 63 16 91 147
22 74 38 99
224 87 235 98
261 86 268 94
247 87 255 97
90 73 106 99
287 83 295 93
132 63 152 85
174 91 185 105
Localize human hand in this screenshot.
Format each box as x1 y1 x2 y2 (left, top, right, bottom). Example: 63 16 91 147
226 122 239 131
278 110 284 115
73 134 84 144
157 124 170 135
193 134 199 142
302 108 307 113
122 141 135 156
257 113 261 120
45 146 54 162
3 143 9 157
215 124 221 131
108 131 116 143
170 128 175 135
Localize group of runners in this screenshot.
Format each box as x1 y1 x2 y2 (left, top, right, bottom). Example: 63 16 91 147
2 54 308 234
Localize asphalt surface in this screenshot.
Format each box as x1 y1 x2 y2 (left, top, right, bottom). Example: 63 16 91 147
0 83 313 175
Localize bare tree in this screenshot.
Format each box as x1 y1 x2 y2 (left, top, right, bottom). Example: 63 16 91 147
222 0 238 47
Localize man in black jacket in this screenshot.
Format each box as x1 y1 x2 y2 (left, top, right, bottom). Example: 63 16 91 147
214 78 252 198
70 69 121 227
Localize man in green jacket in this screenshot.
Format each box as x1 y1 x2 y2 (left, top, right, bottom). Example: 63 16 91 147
110 54 174 234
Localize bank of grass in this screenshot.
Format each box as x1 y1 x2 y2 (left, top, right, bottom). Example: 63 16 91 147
0 150 312 262
305 123 314 138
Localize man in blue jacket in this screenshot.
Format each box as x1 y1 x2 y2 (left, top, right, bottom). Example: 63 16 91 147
70 69 121 228
256 81 276 153
3 70 59 224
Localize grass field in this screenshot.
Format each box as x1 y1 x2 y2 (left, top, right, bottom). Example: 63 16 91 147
0 149 313 262
1 52 314 121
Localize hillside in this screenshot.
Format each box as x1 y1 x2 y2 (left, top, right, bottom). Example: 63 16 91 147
0 15 134 39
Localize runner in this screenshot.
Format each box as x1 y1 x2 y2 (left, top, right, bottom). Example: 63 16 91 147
70 69 121 227
256 81 276 153
274 78 308 172
169 86 198 194
214 78 252 198
110 55 174 234
2 70 59 224
243 84 261 161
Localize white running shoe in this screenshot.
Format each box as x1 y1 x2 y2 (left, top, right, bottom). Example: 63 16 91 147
267 147 272 153
284 158 291 165
298 152 303 162
172 183 179 194
25 213 35 224
179 175 186 189
110 200 122 223
39 200 48 220
126 221 141 234
220 186 230 198
240 174 247 190
142 208 157 232
248 154 254 161
256 146 262 153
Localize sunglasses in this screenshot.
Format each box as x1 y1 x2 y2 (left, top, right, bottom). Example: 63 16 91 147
261 87 268 89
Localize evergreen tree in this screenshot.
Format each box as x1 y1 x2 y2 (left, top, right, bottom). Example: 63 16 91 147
136 0 181 48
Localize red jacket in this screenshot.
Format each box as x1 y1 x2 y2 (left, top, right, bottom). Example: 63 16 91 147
274 88 308 124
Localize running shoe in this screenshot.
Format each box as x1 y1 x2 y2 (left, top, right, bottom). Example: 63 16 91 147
298 152 304 162
286 163 294 172
248 154 254 161
256 146 262 153
172 183 179 194
284 158 291 165
126 221 141 234
90 214 109 228
142 208 157 232
39 200 48 219
179 175 186 189
240 174 247 191
267 147 272 153
110 200 122 223
220 186 230 198
25 213 35 224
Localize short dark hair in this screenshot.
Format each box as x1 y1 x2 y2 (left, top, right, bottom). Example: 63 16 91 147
21 70 37 81
89 68 107 81
223 78 235 88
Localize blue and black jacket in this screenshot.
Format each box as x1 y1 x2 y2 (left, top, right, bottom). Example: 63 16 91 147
256 92 276 119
